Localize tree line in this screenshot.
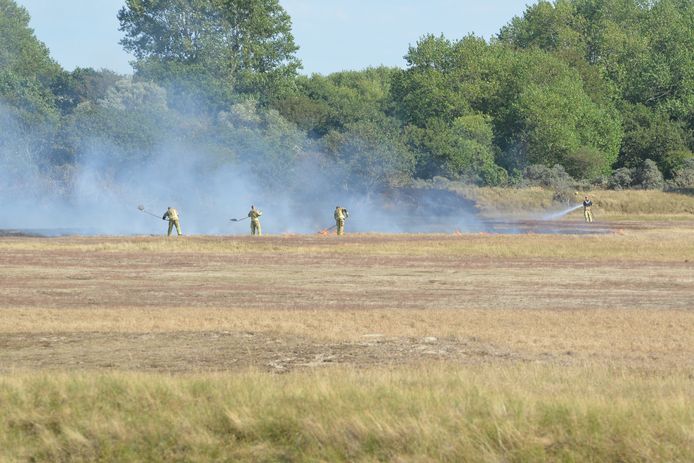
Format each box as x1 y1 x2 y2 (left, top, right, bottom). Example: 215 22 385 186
1 0 693 197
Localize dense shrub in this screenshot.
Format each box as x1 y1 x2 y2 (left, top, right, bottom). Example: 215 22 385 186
671 159 694 189
522 164 574 190
608 167 634 190
635 159 664 190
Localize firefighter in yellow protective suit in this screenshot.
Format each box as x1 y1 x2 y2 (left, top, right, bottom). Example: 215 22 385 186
248 205 262 236
162 207 182 236
583 196 594 223
334 206 349 235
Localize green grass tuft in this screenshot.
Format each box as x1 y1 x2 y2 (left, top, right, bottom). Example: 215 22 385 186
1 366 692 462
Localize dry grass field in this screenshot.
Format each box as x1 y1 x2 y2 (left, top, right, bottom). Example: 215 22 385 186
460 186 694 219
1 219 693 461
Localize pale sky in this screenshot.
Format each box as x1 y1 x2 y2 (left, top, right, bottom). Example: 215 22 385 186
15 0 529 75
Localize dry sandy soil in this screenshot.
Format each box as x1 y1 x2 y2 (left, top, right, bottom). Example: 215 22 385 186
1 222 693 373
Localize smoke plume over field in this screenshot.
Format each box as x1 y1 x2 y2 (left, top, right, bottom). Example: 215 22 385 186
0 95 482 236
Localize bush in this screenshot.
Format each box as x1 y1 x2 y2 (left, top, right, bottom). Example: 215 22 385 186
608 167 634 190
522 164 574 190
662 150 694 178
635 159 664 190
564 146 608 181
552 187 575 204
591 175 610 190
671 158 694 189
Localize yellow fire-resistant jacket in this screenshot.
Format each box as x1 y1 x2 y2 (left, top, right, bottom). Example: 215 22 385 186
334 208 348 221
248 209 262 221
163 208 179 221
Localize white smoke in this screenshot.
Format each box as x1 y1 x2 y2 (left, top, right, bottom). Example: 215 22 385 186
0 93 484 236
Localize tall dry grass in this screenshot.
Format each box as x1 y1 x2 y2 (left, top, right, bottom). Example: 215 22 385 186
461 187 694 216
460 186 556 214
0 366 691 462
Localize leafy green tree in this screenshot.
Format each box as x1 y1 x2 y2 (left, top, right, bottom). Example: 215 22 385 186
394 34 620 181
619 103 691 175
392 35 514 182
0 0 60 84
215 98 307 186
392 35 478 127
497 0 618 104
509 55 622 178
0 71 58 125
0 0 63 180
58 79 175 167
275 67 399 138
498 0 584 52
498 0 694 147
499 0 694 106
51 68 123 114
331 121 415 191
405 115 501 184
118 0 301 106
662 149 694 178
0 0 61 124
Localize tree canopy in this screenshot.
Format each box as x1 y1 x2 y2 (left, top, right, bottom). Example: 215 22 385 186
118 0 301 107
1 0 693 196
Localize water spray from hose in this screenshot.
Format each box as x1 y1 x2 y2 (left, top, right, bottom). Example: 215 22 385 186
542 204 583 220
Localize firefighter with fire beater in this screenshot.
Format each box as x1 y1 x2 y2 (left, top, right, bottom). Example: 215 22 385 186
334 206 349 236
248 205 262 236
162 206 182 236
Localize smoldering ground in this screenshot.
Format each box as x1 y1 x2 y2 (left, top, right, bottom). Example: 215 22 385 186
0 95 484 236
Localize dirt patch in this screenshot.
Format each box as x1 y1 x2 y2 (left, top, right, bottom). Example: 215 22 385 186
0 331 572 374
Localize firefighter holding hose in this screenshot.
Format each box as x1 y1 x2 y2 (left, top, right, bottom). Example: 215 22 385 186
583 196 594 223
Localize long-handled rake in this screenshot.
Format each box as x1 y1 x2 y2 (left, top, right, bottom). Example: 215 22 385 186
138 204 164 220
230 216 249 222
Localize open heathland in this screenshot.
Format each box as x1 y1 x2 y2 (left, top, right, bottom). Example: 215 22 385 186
0 221 693 461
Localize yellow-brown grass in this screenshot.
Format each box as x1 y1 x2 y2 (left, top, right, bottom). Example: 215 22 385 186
460 186 694 217
460 186 556 214
1 366 692 462
1 228 693 261
2 308 692 370
2 229 693 460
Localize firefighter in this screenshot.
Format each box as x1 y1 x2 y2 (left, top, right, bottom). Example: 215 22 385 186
334 206 349 235
583 196 594 223
162 206 182 236
248 205 262 236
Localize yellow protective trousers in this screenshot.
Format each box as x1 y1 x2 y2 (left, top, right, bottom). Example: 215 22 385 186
584 207 593 223
167 220 182 236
